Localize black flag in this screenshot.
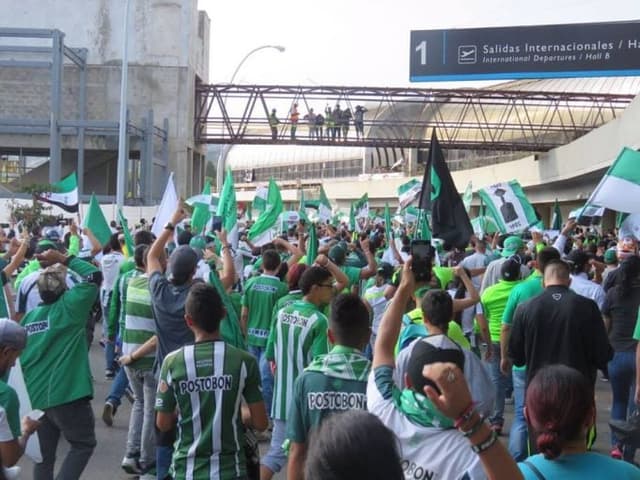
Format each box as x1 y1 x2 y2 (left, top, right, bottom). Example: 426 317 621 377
418 129 474 249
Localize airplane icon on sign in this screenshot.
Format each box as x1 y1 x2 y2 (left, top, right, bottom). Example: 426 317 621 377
458 45 477 64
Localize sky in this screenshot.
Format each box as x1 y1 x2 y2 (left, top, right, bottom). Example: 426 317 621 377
201 0 639 89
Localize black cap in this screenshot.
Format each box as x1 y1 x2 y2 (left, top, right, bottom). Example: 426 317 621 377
377 262 394 279
407 335 465 394
500 256 521 281
566 249 590 270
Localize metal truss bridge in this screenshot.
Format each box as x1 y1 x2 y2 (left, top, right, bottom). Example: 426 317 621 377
195 84 635 152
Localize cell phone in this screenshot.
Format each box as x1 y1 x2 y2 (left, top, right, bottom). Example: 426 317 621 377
411 240 433 282
28 409 45 421
211 216 223 232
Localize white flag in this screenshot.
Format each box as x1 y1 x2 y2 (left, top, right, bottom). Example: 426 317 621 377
151 172 178 237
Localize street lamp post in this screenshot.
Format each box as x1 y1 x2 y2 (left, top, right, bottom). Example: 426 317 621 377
116 0 131 209
216 44 285 191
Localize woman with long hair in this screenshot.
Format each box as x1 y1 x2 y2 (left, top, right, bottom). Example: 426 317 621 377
520 365 639 478
602 256 640 460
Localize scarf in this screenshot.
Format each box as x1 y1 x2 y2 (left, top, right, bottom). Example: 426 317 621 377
305 345 371 381
396 389 454 429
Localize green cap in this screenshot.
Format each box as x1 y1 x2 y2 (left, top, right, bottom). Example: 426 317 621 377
604 249 617 265
501 236 523 258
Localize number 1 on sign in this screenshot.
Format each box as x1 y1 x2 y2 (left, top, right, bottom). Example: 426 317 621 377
416 41 427 65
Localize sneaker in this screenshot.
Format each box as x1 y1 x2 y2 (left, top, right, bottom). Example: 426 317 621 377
102 400 117 427
610 447 623 459
105 369 115 380
121 455 143 475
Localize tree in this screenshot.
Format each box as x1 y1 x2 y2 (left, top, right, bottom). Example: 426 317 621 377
8 184 59 232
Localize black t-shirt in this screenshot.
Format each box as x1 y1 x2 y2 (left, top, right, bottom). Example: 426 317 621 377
509 285 613 385
602 284 640 352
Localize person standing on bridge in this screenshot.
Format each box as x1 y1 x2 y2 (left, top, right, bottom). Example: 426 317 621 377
289 103 300 140
269 109 280 140
303 108 316 139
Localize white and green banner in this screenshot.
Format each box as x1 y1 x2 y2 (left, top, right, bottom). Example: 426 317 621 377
252 185 269 213
248 178 283 246
318 186 332 223
477 180 539 234
462 181 473 213
471 215 499 237
353 193 369 219
398 179 421 209
619 213 640 240
217 169 238 246
36 172 79 213
586 147 640 213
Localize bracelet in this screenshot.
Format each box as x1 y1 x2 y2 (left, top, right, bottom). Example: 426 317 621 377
471 430 498 454
459 414 485 438
454 402 476 429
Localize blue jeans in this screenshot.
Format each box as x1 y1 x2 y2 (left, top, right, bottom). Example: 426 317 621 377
509 368 529 461
608 350 637 461
485 342 512 427
248 345 274 417
261 419 287 473
106 366 129 408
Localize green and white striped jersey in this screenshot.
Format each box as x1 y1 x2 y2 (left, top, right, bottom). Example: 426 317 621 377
123 274 155 371
265 300 329 420
156 341 262 480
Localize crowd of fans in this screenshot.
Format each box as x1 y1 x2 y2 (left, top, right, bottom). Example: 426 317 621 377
0 206 637 479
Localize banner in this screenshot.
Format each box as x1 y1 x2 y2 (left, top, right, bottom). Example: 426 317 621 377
397 179 421 209
586 147 640 214
477 180 539 234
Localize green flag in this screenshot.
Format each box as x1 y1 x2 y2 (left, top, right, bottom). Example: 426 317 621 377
117 208 135 258
253 186 268 213
416 209 431 241
398 178 421 209
477 180 540 234
551 198 563 231
318 186 332 223
299 190 310 223
36 172 79 213
384 203 392 242
217 169 238 242
82 194 111 246
248 178 283 246
190 179 212 235
349 203 355 231
306 222 318 265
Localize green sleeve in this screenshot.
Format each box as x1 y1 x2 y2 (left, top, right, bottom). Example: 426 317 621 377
14 260 40 290
155 355 177 413
633 310 640 341
68 235 80 256
67 256 99 277
265 319 276 361
60 282 99 327
286 376 308 443
310 318 329 358
0 386 21 439
501 288 520 326
242 355 264 404
107 275 122 338
447 321 470 350
120 259 135 274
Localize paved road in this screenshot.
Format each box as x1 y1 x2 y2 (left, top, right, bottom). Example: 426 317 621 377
16 342 620 479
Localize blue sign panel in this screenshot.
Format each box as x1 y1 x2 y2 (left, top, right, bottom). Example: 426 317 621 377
410 21 640 82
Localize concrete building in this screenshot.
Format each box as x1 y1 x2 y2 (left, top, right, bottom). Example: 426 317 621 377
0 0 210 202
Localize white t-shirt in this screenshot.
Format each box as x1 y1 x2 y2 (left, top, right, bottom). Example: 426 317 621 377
100 252 125 293
363 284 388 334
570 273 606 311
15 270 76 314
367 365 487 480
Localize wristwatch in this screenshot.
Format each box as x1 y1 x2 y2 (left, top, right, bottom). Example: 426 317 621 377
164 222 175 231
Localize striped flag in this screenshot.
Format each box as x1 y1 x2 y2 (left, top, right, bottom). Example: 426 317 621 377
248 178 283 246
397 179 421 209
586 147 640 213
36 172 79 213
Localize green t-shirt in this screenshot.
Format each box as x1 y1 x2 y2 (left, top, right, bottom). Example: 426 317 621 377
20 258 99 410
397 308 470 354
480 279 521 342
108 268 142 338
156 341 263 480
0 381 20 440
287 361 368 443
265 300 329 420
241 274 289 348
123 275 155 371
502 271 543 372
340 265 361 289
